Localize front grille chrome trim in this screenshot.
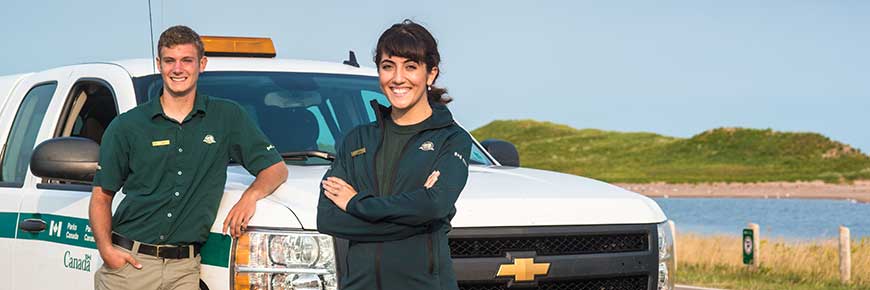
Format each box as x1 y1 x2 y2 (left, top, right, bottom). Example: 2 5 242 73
458 275 648 290
450 232 648 258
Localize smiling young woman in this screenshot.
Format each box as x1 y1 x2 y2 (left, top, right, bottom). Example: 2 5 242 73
374 20 447 125
317 19 471 290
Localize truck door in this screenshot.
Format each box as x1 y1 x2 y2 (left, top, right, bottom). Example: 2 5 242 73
12 65 132 290
0 68 71 290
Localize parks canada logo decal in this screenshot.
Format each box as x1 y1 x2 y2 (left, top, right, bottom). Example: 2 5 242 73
64 251 92 272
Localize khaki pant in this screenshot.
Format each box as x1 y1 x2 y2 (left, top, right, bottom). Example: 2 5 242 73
94 244 201 290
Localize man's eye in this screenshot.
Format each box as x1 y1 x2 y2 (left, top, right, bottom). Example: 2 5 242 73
380 64 393 70
406 65 417 70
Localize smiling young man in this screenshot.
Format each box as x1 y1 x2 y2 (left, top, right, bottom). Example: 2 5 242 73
89 25 288 290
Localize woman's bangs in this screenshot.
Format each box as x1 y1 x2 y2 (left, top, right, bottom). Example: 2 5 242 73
379 31 427 64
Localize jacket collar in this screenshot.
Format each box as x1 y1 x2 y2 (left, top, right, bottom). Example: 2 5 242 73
369 99 454 130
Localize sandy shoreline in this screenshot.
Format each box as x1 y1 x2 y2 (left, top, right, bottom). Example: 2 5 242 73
615 180 870 203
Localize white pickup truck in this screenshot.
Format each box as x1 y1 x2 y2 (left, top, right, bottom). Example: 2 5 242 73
0 37 673 290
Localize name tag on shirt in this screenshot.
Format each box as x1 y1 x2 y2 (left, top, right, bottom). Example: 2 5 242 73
351 147 366 157
152 140 171 147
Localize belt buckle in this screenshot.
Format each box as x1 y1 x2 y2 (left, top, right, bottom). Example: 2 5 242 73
155 245 166 258
156 245 179 259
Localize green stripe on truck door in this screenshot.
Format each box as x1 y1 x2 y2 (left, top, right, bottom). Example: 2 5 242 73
17 213 97 249
0 212 17 238
201 232 232 268
6 212 230 267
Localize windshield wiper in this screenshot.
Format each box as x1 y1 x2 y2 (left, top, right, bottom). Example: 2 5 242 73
281 151 336 161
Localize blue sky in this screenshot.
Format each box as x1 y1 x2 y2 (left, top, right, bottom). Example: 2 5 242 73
2 1 868 151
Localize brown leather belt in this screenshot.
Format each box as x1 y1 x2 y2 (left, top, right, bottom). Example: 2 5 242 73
111 232 201 259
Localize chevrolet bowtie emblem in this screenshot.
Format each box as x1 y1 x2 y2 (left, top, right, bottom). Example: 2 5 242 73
496 258 550 282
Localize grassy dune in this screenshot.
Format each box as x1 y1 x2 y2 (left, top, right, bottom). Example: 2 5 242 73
676 234 870 290
471 120 870 183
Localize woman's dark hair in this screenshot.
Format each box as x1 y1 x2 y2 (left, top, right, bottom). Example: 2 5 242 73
374 19 451 104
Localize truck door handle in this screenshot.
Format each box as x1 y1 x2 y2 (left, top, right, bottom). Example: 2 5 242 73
19 218 46 233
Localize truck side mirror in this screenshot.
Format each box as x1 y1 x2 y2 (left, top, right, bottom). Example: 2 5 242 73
30 137 99 183
481 139 520 167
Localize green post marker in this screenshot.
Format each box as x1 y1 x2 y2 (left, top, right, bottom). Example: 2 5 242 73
743 228 754 265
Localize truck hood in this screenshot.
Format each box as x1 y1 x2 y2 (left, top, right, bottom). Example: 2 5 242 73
224 164 666 230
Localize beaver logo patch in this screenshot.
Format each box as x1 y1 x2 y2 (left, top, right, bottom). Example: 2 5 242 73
419 141 435 151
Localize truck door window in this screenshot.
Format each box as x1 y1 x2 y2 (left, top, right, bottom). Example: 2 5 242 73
0 83 58 186
56 80 118 144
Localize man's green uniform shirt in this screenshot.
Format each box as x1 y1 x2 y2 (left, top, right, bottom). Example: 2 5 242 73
93 94 282 245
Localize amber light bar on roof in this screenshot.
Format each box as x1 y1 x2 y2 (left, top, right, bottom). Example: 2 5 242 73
201 36 276 58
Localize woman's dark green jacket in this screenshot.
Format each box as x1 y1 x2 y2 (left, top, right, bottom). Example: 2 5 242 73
317 101 472 290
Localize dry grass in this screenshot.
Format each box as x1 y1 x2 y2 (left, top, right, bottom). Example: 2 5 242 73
676 233 870 288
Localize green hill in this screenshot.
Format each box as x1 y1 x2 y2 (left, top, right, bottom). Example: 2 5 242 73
470 120 870 183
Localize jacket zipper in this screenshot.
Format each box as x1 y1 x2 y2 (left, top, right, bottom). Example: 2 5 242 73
427 233 435 275
375 243 383 290
372 127 386 197
371 100 386 197
344 241 352 280
369 100 386 290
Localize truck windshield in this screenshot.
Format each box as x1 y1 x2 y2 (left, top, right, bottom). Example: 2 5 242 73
133 71 493 166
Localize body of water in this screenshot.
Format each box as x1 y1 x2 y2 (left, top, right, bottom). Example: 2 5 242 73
653 198 870 240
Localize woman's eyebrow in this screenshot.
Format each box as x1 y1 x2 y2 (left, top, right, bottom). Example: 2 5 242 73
395 59 419 66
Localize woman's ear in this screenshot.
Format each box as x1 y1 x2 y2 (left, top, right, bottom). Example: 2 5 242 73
427 66 439 86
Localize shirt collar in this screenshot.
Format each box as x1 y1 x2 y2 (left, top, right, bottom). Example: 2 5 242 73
148 93 209 119
192 93 209 115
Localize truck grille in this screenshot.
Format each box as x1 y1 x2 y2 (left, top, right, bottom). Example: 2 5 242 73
458 275 648 290
449 233 648 258
448 225 658 290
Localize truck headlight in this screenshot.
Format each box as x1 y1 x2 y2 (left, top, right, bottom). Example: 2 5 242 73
233 229 337 290
657 221 675 290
